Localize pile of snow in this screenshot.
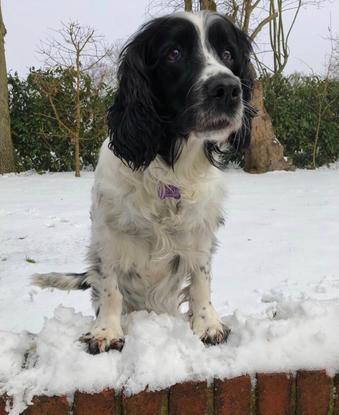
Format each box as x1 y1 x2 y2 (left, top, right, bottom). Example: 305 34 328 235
2 295 339 415
0 167 339 414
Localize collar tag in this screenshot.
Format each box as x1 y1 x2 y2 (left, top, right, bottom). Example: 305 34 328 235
158 184 181 200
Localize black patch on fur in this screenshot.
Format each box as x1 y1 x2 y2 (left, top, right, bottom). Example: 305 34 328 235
65 272 91 290
217 216 225 226
170 255 181 274
80 281 91 290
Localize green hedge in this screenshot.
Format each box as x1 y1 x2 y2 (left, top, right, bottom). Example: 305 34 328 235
8 67 113 172
262 74 339 168
8 70 339 172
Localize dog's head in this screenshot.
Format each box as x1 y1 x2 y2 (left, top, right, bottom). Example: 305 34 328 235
108 11 254 170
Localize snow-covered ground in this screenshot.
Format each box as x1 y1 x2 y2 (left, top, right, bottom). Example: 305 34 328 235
0 166 339 414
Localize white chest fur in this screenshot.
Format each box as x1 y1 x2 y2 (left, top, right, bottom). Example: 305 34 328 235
91 138 226 284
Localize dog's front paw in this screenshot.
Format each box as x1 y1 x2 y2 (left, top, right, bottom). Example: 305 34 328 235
200 322 231 345
80 327 125 354
191 307 230 346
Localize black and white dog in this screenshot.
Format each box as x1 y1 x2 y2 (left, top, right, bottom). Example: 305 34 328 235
33 11 253 354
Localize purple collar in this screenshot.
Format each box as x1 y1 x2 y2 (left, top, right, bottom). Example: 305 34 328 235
158 184 181 200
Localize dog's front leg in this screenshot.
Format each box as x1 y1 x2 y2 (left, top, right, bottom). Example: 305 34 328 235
80 268 124 354
189 261 230 345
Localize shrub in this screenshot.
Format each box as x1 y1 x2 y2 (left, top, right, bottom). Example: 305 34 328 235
8 68 113 172
262 74 339 168
8 70 338 172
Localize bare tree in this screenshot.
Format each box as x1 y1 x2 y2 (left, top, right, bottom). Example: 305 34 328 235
87 40 122 91
185 0 193 10
200 0 217 10
328 33 339 80
37 22 113 176
0 1 15 174
268 0 302 74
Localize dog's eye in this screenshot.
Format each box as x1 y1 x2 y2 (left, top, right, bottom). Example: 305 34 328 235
166 48 182 63
221 50 232 64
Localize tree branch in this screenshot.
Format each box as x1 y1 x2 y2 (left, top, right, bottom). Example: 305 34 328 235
251 11 278 40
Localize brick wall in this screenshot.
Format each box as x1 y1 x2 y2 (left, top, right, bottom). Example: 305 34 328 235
1 370 338 415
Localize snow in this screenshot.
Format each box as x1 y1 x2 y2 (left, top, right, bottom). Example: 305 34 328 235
0 166 339 414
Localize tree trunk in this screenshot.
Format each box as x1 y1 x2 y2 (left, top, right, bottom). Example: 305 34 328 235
200 0 216 11
0 1 15 174
184 0 192 11
74 135 80 177
74 53 81 177
244 80 294 173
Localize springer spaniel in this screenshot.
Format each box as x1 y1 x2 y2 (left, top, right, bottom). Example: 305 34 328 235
33 11 253 354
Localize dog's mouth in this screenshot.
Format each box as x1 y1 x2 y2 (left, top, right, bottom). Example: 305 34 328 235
195 116 230 133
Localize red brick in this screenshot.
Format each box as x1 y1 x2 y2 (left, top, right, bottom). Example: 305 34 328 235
333 374 339 415
122 389 164 415
0 396 8 415
256 373 292 415
169 381 207 415
214 375 251 415
296 370 331 415
73 389 115 415
24 396 69 415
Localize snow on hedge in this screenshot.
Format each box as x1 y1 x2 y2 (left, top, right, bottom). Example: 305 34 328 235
0 166 338 414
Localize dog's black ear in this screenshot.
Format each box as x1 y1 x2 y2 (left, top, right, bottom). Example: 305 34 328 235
236 29 253 102
229 27 255 151
107 31 162 170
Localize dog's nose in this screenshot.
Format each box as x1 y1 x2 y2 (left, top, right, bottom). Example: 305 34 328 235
207 76 241 107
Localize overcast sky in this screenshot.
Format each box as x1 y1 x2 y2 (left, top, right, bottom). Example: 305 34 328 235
2 0 338 76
